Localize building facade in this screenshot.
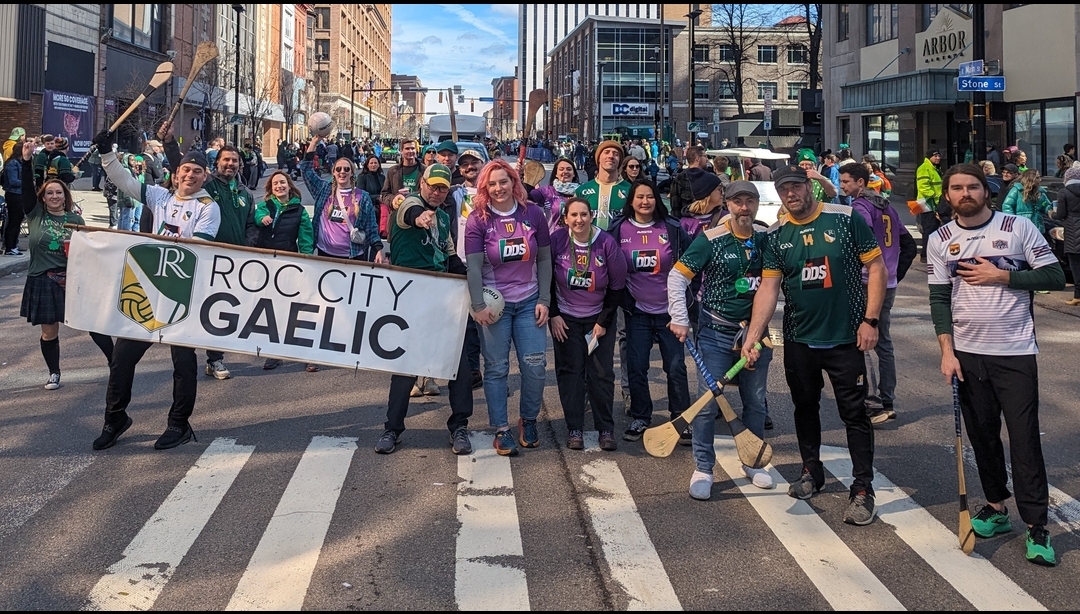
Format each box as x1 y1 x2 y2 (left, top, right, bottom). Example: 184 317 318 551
388 74 425 144
491 75 519 141
823 4 1079 196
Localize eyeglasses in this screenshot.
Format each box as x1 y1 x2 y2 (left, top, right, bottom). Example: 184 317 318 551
427 184 450 194
334 168 352 174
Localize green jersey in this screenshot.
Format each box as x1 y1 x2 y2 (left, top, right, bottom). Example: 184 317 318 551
674 218 767 328
762 203 882 346
389 195 454 272
575 178 631 231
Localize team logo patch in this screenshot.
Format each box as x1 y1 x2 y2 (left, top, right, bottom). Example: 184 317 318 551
993 240 1008 250
948 243 960 256
118 244 196 332
658 234 669 244
800 256 832 290
823 230 835 243
183 211 193 221
521 219 532 230
594 254 605 267
631 249 660 273
856 374 864 386
499 237 531 262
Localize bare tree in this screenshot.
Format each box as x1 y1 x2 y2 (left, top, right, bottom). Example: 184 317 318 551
203 50 234 142
704 4 779 116
243 71 279 145
279 68 298 142
775 4 823 92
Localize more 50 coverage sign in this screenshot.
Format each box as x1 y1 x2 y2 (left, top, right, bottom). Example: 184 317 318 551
64 230 470 379
609 102 652 117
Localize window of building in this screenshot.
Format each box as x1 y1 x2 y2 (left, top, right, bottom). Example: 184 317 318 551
838 117 851 149
315 7 331 30
315 39 330 61
717 80 736 100
757 45 778 64
866 4 898 44
110 4 163 51
693 43 709 63
718 44 735 63
306 14 314 40
837 4 849 41
694 80 710 100
1014 99 1076 176
921 4 973 31
757 81 777 100
788 82 807 101
862 114 901 173
787 45 808 65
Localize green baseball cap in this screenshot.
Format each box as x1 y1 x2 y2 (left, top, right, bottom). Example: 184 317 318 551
436 140 459 154
422 163 452 187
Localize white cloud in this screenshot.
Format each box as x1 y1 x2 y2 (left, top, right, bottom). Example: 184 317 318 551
438 4 514 46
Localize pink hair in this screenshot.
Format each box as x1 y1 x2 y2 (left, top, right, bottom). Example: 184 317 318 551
472 158 529 221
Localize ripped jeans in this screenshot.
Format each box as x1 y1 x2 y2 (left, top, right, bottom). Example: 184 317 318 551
477 292 548 429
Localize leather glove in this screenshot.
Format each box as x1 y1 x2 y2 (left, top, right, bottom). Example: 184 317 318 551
92 130 115 153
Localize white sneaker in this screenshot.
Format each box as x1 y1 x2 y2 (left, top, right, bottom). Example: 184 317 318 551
689 470 714 500
423 378 440 396
740 464 775 489
205 360 231 380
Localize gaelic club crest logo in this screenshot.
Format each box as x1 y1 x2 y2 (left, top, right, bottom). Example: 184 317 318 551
117 244 197 332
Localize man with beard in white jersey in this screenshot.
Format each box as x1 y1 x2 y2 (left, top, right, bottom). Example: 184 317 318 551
927 163 1064 567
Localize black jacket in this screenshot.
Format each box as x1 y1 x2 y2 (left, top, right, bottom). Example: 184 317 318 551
255 199 306 252
1054 183 1080 254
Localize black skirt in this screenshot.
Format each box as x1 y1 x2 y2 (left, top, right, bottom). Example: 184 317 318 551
20 271 66 325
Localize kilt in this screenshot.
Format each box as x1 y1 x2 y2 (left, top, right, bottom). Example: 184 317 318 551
20 271 66 325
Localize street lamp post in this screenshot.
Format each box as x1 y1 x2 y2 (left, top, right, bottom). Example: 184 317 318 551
686 8 703 148
232 4 245 147
350 60 356 138
597 60 610 141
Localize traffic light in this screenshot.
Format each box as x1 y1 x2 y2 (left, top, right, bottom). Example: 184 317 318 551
470 99 475 112
438 91 443 104
553 98 561 112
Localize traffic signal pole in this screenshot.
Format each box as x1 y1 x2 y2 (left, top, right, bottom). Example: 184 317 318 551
972 5 986 162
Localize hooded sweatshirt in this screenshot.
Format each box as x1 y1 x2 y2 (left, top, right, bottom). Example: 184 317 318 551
851 189 912 288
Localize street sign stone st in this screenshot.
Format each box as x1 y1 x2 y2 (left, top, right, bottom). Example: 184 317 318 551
956 76 1006 92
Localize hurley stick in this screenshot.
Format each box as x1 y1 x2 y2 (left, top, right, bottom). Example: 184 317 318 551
164 41 219 128
953 375 975 555
517 89 548 168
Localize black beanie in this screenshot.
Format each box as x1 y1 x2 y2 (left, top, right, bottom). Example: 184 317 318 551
686 167 722 201
179 149 208 169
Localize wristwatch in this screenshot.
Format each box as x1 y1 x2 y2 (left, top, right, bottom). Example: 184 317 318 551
862 317 879 328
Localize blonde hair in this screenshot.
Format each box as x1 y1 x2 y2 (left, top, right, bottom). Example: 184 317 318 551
687 196 715 215
1019 169 1041 203
979 160 996 176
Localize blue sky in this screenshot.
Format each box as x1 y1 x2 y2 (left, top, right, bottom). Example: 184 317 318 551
391 4 518 117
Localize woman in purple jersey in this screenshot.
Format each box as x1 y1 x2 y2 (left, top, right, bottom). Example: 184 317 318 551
529 157 579 234
549 197 628 451
465 158 553 456
611 179 694 442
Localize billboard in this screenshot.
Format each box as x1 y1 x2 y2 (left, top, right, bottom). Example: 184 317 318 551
42 90 96 157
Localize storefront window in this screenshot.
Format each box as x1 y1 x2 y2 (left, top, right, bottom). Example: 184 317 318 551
863 114 900 174
1013 99 1075 176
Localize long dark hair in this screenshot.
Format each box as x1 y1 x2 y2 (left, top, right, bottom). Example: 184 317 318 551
547 157 578 186
627 178 669 222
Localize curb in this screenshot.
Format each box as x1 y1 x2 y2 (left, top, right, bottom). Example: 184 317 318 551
0 255 29 279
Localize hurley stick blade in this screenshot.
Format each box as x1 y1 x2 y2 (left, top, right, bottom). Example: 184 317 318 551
109 61 174 133
523 160 546 186
518 89 548 166
717 396 773 468
643 390 711 458
165 41 219 127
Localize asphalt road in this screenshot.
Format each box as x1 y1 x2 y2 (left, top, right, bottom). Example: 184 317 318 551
0 164 1078 610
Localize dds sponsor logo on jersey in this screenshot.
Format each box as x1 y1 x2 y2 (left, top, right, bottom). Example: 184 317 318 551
499 237 530 263
631 249 660 274
800 256 832 290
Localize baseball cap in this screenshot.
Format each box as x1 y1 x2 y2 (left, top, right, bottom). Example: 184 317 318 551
459 148 484 162
1002 163 1020 174
725 180 759 200
436 140 459 154
179 149 208 169
422 163 452 187
772 165 809 187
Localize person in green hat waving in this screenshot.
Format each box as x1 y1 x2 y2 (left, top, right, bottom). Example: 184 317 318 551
796 149 837 203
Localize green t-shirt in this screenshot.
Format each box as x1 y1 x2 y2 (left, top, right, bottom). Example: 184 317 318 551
26 206 85 277
675 219 767 328
401 167 420 194
389 195 453 272
762 203 882 346
574 178 631 231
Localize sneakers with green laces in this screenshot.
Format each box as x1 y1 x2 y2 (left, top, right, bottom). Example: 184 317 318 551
971 504 1012 538
1025 525 1056 567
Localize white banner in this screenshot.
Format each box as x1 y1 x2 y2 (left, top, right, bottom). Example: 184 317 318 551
64 230 470 380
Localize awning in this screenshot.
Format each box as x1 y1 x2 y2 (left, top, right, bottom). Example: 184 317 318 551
840 69 1003 113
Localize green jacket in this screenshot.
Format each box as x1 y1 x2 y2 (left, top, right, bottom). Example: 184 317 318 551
915 158 942 206
204 173 256 246
1001 183 1053 232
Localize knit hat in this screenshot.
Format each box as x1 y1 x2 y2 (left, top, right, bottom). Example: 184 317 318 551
54 137 69 150
421 144 436 157
178 149 208 169
594 140 624 164
796 149 817 165
685 167 722 201
1064 166 1080 183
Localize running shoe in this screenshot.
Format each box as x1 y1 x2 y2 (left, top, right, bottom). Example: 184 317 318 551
868 408 890 426
205 360 231 380
518 418 539 448
843 491 877 526
44 372 61 390
263 358 282 370
678 424 693 445
493 430 518 456
450 427 472 455
155 424 196 450
92 415 133 450
6 247 21 256
788 469 822 500
567 429 584 450
423 378 440 396
1025 525 1056 566
374 430 400 454
623 418 649 442
971 504 1012 538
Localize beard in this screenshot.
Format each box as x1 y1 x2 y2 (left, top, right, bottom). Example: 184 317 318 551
784 189 816 219
950 196 986 218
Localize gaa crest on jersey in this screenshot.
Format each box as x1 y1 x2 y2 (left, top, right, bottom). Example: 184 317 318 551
594 254 605 267
800 256 832 290
948 243 960 256
631 249 660 273
993 240 1008 250
823 229 835 243
499 237 530 262
658 234 669 244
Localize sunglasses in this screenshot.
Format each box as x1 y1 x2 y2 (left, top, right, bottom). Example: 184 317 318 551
427 184 450 194
626 164 641 170
334 167 352 173
742 238 758 261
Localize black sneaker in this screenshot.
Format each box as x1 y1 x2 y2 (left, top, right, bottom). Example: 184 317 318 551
623 418 649 442
678 424 693 445
263 358 282 370
843 490 877 526
787 469 822 500
567 429 585 450
764 415 774 430
450 427 472 455
92 415 133 450
375 430 400 454
155 424 196 450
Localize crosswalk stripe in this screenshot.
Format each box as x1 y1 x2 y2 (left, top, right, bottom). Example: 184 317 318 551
0 453 94 542
712 438 905 611
959 445 1080 538
226 436 358 611
580 458 682 611
819 446 1045 611
83 438 255 611
456 431 530 611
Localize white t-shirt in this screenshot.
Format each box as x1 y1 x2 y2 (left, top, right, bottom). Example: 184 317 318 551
927 212 1057 356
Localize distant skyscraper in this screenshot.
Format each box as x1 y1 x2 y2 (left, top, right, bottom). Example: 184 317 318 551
518 4 704 132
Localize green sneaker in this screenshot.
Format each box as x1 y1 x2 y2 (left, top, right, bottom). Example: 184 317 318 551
971 504 1012 538
1025 526 1056 567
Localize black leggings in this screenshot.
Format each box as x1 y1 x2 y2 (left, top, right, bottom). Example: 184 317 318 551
1067 253 1080 298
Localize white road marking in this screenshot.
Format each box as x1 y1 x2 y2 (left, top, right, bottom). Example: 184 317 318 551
958 445 1080 538
712 437 905 611
820 446 1045 611
226 436 358 611
579 458 681 611
455 431 529 611
83 438 255 611
0 453 94 541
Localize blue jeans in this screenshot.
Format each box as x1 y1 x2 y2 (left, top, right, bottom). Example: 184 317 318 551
477 292 547 429
864 287 896 407
118 206 135 232
624 307 690 423
131 203 142 231
691 326 773 474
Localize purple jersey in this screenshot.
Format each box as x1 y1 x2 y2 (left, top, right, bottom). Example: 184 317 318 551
619 219 675 314
680 212 718 242
851 194 907 288
464 203 551 304
551 228 627 319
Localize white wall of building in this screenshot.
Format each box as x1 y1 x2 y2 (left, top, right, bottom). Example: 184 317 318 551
1002 4 1076 103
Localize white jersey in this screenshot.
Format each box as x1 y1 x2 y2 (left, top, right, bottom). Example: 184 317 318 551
927 212 1057 356
102 152 220 240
